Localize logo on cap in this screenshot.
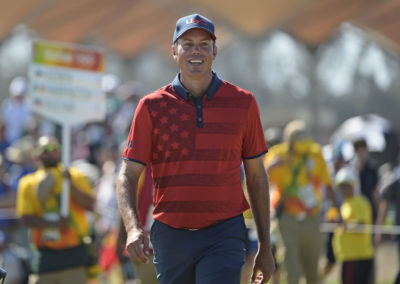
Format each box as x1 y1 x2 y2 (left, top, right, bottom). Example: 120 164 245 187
173 14 216 43
185 17 208 26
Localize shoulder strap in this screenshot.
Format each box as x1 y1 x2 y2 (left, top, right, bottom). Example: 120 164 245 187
282 154 308 197
292 155 308 179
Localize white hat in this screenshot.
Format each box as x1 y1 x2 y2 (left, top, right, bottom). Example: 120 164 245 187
9 76 27 97
335 167 359 188
101 74 119 93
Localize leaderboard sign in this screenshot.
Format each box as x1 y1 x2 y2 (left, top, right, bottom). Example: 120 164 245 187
29 40 106 125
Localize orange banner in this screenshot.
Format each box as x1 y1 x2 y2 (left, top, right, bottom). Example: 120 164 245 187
32 41 104 72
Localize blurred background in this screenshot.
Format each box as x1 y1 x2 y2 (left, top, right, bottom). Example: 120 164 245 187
1 0 400 141
1 0 400 147
1 0 400 283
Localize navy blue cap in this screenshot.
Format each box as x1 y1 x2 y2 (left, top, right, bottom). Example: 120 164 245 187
173 14 216 43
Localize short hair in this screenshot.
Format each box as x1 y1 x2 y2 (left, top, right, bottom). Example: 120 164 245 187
352 138 368 151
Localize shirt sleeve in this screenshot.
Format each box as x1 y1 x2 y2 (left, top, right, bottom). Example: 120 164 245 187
123 98 153 165
242 95 267 159
16 176 43 217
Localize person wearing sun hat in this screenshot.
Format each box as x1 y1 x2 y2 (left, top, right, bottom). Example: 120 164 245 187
117 13 275 284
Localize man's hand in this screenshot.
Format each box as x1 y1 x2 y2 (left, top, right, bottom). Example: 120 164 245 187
251 245 275 283
36 171 56 204
375 232 383 246
126 228 152 264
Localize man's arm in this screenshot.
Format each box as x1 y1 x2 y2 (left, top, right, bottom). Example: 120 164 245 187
325 184 340 212
372 185 380 215
116 159 150 263
63 170 95 212
243 156 275 283
375 199 388 244
374 179 396 244
35 170 95 212
69 181 95 212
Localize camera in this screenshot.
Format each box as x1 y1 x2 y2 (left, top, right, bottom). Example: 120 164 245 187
0 267 6 284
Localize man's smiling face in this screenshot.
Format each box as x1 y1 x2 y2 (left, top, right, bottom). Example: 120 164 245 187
173 28 217 81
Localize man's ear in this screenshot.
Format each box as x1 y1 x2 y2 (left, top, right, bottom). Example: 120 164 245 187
171 44 177 59
213 45 218 59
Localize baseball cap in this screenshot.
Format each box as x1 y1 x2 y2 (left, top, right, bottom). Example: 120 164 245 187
173 14 216 43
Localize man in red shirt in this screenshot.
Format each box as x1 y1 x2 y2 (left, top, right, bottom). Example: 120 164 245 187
117 13 275 284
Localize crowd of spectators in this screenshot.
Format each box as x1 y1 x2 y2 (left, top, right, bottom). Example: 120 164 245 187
0 75 151 284
1 75 400 284
263 120 400 284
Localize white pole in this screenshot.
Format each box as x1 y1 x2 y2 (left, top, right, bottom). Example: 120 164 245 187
320 222 400 235
61 124 71 218
245 219 400 235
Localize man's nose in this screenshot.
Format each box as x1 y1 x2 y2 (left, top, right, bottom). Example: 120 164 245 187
192 44 201 53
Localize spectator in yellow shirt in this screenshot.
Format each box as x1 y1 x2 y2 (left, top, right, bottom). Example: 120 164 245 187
333 167 374 284
265 120 338 284
16 135 95 284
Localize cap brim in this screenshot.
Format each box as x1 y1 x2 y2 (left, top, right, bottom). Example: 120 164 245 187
175 26 216 42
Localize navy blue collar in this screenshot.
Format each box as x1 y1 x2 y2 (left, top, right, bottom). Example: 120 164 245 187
172 71 222 101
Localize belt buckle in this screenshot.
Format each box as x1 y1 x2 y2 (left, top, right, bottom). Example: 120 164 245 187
188 228 199 231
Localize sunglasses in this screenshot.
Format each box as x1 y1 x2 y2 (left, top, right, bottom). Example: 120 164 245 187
38 144 60 154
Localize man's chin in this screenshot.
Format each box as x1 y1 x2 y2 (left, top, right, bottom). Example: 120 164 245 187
187 68 203 74
186 69 209 79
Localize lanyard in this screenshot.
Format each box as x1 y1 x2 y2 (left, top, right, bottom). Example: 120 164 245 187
284 154 308 197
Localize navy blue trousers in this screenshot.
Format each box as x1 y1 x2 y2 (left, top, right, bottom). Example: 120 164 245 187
150 214 247 284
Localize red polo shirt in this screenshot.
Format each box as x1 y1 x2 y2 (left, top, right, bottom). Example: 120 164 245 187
123 73 267 229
